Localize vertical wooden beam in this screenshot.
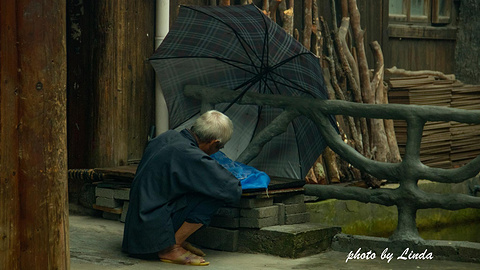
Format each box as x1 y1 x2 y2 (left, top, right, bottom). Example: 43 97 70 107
83 0 155 168
0 0 20 269
67 0 155 169
0 0 69 269
67 0 94 169
88 0 129 168
125 0 156 162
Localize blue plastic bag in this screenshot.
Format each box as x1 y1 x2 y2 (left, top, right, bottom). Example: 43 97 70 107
211 151 270 190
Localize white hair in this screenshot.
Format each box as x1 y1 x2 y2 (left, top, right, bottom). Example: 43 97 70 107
191 110 233 145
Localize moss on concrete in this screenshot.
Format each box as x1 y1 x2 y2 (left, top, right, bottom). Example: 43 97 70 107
306 179 480 240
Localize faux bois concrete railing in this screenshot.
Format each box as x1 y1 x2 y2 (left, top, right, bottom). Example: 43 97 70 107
185 85 480 242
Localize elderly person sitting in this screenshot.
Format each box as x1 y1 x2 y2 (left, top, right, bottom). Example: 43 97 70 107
122 110 242 266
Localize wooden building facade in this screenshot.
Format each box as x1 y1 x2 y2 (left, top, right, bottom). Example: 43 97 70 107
66 0 466 170
1 0 477 268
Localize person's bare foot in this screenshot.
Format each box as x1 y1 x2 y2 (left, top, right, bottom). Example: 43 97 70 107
158 244 207 265
182 241 206 257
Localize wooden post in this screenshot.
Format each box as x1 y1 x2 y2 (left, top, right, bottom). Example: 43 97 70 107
0 1 21 269
0 0 69 269
88 0 129 168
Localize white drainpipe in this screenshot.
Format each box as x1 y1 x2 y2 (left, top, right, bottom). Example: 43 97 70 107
155 0 170 136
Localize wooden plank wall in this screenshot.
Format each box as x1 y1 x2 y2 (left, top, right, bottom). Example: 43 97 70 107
65 0 457 169
386 36 456 74
382 1 457 74
1 0 69 269
314 0 455 73
67 0 156 169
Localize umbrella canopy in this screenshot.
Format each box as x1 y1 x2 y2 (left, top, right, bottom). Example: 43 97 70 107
150 4 336 180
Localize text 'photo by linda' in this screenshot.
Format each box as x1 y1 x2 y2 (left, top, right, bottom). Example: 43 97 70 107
346 248 434 263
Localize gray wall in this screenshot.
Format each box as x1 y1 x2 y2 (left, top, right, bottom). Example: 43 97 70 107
455 0 480 84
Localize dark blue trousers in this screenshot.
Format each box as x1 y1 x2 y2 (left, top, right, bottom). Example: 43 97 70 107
171 193 224 231
131 193 223 260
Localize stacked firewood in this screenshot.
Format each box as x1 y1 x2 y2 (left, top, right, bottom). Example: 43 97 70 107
299 0 401 187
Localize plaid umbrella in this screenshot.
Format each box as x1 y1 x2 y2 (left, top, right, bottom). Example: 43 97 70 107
150 4 336 179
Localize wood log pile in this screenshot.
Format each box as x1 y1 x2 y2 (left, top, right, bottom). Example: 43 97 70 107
299 0 401 187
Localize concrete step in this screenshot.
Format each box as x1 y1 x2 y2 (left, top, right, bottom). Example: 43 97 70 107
238 223 341 258
190 223 341 258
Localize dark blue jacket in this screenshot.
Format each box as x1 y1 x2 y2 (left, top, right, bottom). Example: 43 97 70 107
122 129 241 255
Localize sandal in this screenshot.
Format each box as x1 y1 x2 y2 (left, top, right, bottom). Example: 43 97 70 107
160 251 210 266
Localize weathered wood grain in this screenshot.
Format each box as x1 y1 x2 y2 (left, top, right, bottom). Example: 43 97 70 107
1 0 69 268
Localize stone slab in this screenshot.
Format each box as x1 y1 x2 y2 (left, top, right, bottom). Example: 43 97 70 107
274 194 304 205
275 203 286 225
189 226 239 252
239 216 278 228
240 205 279 218
215 207 240 218
239 197 274 209
285 212 310 225
210 216 239 229
95 187 114 199
285 203 307 215
114 188 130 200
95 197 122 208
238 223 341 258
120 202 129 223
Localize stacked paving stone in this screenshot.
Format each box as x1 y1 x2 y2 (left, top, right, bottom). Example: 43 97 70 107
93 185 130 222
87 169 337 258
388 75 454 168
217 193 310 228
92 183 311 253
450 84 480 167
188 192 310 252
388 76 480 168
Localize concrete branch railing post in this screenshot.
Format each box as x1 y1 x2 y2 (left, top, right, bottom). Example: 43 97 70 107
185 85 480 242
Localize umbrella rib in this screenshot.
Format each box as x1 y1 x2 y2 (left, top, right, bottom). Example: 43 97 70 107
264 70 283 95
263 79 277 95
259 6 269 85
267 70 317 97
216 58 258 76
268 53 321 97
271 52 313 71
222 80 257 113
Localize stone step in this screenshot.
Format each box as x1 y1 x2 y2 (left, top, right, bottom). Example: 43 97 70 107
238 223 341 258
189 226 239 252
190 223 341 258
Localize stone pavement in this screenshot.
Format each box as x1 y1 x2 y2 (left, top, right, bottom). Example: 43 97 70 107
70 215 479 270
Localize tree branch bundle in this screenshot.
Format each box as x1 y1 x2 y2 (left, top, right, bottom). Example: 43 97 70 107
300 0 404 187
